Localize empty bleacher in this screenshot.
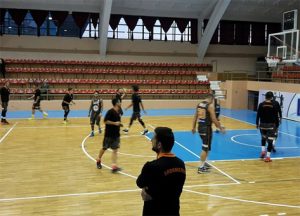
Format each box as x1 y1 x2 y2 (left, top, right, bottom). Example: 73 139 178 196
4 59 213 99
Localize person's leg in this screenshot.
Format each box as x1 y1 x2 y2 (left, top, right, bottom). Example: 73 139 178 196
123 113 135 133
137 114 148 135
63 106 70 122
96 113 101 133
90 113 95 137
198 129 210 173
260 129 267 158
1 102 8 123
111 137 121 172
31 104 36 119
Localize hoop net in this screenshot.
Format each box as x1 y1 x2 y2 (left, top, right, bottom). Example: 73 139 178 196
265 56 282 67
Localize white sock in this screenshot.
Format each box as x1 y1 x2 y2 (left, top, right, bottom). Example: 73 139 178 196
273 140 276 147
199 161 205 168
267 152 271 157
261 146 266 152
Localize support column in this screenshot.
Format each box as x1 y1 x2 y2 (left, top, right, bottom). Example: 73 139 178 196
197 0 231 62
99 0 113 57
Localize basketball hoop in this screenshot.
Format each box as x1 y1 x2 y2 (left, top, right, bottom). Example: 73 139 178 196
265 56 282 67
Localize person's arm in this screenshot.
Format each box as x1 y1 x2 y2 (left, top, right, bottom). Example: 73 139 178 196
256 104 261 128
28 94 34 100
88 100 93 116
140 101 147 114
136 162 151 188
208 104 223 131
125 103 133 110
192 106 198 134
100 99 103 113
105 120 122 126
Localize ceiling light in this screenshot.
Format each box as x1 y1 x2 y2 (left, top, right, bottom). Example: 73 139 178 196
64 29 67 32
48 17 52 20
8 26 12 29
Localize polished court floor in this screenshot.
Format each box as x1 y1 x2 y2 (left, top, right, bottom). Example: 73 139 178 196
0 109 299 215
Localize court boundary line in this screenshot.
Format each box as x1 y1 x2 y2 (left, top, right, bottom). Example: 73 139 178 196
231 133 299 149
147 124 241 184
0 122 18 144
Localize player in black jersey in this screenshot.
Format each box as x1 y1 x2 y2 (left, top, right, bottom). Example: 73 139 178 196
62 88 75 124
96 98 123 173
115 88 126 116
123 85 148 135
0 81 10 124
192 94 224 174
256 91 279 162
268 92 282 153
28 83 48 119
137 127 186 216
88 91 103 137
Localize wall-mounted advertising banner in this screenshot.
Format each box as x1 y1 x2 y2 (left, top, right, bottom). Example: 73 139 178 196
258 90 300 122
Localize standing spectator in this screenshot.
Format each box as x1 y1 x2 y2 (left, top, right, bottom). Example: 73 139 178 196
269 92 282 153
0 58 6 78
96 98 123 173
136 127 186 216
0 81 10 124
256 91 279 162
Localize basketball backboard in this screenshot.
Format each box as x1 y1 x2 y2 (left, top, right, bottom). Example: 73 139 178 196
267 29 299 63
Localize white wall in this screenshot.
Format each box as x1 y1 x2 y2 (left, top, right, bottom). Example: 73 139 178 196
0 35 267 73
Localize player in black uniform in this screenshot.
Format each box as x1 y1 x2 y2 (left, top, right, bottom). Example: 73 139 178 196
192 94 224 173
123 85 148 135
256 91 279 162
137 127 186 216
96 98 123 173
62 88 75 124
0 81 10 124
115 88 126 115
28 83 48 119
88 91 103 137
269 92 282 153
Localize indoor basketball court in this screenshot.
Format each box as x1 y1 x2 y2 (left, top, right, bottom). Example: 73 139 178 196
0 0 300 215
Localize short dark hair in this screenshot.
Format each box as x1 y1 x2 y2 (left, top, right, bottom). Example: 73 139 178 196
154 127 174 152
132 85 139 92
265 91 273 100
68 87 73 91
112 98 119 106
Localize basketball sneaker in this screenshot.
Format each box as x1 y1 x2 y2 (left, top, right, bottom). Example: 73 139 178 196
111 166 122 173
260 151 266 159
204 162 212 169
98 128 102 134
96 160 102 169
141 129 149 135
198 166 209 174
89 131 94 137
43 112 48 118
264 157 272 162
123 129 129 134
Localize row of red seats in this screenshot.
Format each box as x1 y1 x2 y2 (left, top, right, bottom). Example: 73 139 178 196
0 78 210 85
6 67 199 75
5 59 212 68
272 73 300 79
282 66 300 71
10 88 209 95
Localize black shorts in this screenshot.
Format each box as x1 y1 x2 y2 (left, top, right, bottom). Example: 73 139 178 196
198 124 213 151
259 123 276 140
131 112 141 121
102 137 120 150
90 112 101 125
33 101 41 110
62 104 70 110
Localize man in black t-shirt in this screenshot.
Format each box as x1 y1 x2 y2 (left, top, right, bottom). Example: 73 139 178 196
256 91 279 162
28 83 48 119
0 81 10 124
114 88 126 116
137 127 186 216
96 98 123 173
123 85 148 135
62 87 75 124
